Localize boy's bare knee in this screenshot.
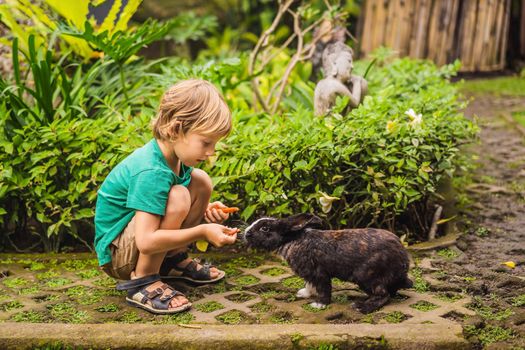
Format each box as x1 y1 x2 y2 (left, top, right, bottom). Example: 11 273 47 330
166 185 191 217
190 169 213 196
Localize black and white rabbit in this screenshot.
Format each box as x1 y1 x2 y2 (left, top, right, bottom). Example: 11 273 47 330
244 213 413 313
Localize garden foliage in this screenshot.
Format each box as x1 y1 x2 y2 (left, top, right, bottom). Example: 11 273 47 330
0 6 477 251
206 58 477 234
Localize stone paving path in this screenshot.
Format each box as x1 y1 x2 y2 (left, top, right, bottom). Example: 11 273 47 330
0 252 475 329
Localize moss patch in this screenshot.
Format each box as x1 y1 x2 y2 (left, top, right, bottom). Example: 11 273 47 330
250 301 273 313
281 276 304 289
511 294 525 307
1 300 24 311
383 311 410 323
260 267 287 276
95 303 119 312
194 301 224 313
215 310 248 324
302 303 327 312
154 311 194 324
436 292 463 302
436 248 459 259
269 311 296 324
11 310 47 322
409 300 439 312
3 277 30 288
47 302 89 323
464 324 515 345
225 292 256 303
232 275 260 286
410 268 429 293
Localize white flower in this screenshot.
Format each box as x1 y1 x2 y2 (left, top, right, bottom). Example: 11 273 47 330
318 192 339 213
405 108 422 127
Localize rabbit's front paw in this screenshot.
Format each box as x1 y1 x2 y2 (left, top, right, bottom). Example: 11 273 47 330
296 283 317 298
309 302 327 309
296 288 311 298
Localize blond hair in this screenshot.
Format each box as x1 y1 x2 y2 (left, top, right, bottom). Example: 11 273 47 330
152 79 231 141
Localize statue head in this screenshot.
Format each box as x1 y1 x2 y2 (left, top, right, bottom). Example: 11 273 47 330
322 42 354 82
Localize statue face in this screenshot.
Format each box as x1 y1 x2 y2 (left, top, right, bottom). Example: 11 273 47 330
334 51 353 82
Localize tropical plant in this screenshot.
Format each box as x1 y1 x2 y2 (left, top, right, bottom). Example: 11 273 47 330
0 0 142 58
205 58 478 240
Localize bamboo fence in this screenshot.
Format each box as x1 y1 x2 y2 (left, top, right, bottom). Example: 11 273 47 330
358 0 512 72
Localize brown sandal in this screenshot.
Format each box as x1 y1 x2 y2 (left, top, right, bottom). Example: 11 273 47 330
160 253 225 284
116 274 191 314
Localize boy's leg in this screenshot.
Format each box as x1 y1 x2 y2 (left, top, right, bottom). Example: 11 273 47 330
169 169 221 279
133 184 192 308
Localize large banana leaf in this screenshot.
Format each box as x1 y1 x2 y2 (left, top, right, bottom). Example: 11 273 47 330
0 0 143 59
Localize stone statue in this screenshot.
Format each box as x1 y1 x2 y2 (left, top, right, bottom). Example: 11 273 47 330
314 42 368 116
311 20 347 79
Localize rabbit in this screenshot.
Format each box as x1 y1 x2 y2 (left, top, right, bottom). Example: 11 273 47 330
243 213 413 314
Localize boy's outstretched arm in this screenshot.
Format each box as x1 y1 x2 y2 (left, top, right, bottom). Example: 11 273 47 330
134 210 237 255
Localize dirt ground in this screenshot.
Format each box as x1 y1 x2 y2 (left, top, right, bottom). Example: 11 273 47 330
421 94 525 349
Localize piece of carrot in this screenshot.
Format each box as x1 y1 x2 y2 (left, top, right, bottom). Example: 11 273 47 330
220 207 240 214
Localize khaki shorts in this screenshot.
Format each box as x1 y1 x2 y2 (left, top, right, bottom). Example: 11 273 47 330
101 216 138 280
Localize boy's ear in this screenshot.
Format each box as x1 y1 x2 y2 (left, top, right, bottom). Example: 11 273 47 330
287 213 324 232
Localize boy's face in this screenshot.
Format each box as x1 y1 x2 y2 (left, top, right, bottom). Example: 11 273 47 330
173 131 222 166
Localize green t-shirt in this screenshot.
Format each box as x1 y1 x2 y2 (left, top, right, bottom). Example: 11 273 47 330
94 139 193 266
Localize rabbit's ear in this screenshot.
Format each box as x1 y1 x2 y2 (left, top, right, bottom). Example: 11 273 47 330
287 213 324 231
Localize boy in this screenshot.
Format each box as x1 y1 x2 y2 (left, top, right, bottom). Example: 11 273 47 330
94 79 239 314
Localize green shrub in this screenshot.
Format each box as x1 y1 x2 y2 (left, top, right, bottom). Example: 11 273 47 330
206 58 477 237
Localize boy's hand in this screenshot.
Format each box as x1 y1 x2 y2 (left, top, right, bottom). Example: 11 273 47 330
202 223 239 247
204 201 230 223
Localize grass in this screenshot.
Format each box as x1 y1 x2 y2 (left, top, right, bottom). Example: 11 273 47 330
468 298 514 321
36 270 60 280
332 294 350 304
464 325 515 345
76 269 101 279
194 301 224 313
410 268 430 293
260 267 287 276
475 227 489 237
95 303 119 312
383 311 409 323
225 292 256 303
47 302 89 323
11 310 47 322
117 311 142 323
59 259 98 271
512 111 525 128
436 292 463 302
269 311 296 324
281 276 305 289
46 278 72 288
1 300 24 311
29 262 46 271
215 310 246 324
66 286 105 305
360 314 375 324
250 301 273 313
511 294 525 307
436 248 459 259
459 76 525 96
231 275 260 286
302 303 326 312
92 276 116 288
18 286 40 295
3 277 29 288
154 311 194 324
409 300 439 312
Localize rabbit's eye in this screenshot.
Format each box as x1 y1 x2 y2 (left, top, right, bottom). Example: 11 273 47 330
260 226 269 232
